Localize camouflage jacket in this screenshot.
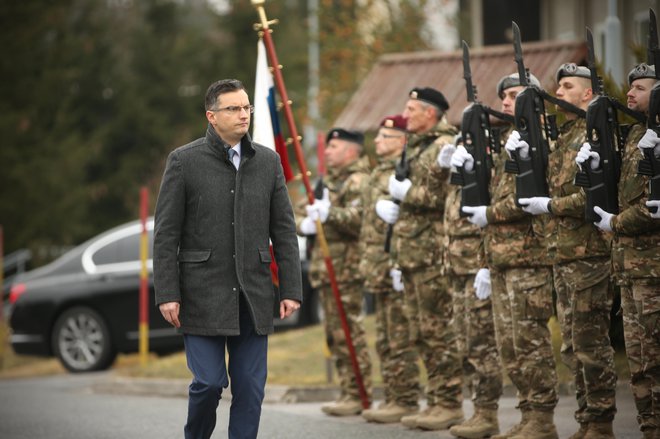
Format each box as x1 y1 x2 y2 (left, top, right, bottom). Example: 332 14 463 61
443 184 481 276
611 123 660 282
392 118 458 271
358 156 398 293
547 118 610 264
483 126 551 269
301 156 371 288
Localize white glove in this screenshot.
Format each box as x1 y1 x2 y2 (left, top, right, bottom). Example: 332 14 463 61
575 142 600 170
388 175 412 201
518 197 551 215
436 143 456 168
376 199 400 224
647 200 660 218
305 188 331 223
473 268 491 300
593 206 614 232
504 130 529 159
461 205 488 228
390 268 404 292
299 216 317 235
450 145 474 172
638 128 660 157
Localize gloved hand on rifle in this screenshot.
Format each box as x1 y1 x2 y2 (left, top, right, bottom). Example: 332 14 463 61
388 174 412 201
518 197 552 215
638 128 660 157
450 145 474 172
299 217 317 235
593 206 614 232
376 199 400 224
305 188 331 223
390 268 404 292
436 143 456 169
461 205 488 228
647 200 660 218
473 268 491 300
575 142 600 170
504 130 530 159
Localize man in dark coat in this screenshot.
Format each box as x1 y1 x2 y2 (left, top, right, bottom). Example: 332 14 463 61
153 78 303 439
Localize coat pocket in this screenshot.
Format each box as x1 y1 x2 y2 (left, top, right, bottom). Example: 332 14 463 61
178 249 212 263
258 247 272 263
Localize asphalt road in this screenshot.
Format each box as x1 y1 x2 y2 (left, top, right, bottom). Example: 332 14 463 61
0 372 642 438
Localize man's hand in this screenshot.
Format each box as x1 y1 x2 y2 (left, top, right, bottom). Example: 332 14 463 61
504 130 529 159
518 197 551 215
306 188 331 223
159 301 181 328
461 205 488 228
280 299 301 319
593 206 614 232
436 143 456 168
390 268 404 292
473 268 491 300
647 200 660 218
450 145 474 172
299 216 317 235
388 175 412 201
575 142 600 171
638 128 660 157
376 199 400 224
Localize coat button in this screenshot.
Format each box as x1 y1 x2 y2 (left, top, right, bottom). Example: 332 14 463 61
230 189 234 194
233 287 237 291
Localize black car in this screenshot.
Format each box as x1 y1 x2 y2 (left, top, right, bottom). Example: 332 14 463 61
7 218 319 373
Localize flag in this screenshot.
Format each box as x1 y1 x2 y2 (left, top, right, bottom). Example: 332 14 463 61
253 39 294 182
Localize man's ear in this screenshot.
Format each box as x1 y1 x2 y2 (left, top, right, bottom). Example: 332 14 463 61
205 110 216 124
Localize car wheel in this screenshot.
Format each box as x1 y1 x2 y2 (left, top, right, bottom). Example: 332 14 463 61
51 306 117 373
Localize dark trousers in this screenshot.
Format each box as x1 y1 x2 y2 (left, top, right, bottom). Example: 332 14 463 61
183 297 268 439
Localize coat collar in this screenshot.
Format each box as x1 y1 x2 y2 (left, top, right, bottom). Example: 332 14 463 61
205 123 256 162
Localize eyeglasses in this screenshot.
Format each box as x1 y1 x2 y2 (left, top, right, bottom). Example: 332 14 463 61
210 105 255 114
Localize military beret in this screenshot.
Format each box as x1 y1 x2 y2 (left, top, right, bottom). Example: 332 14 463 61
379 114 408 131
409 87 449 111
325 127 364 145
496 72 542 98
628 63 657 85
555 63 591 82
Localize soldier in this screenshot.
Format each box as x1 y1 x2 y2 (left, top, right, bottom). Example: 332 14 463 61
376 87 464 431
298 128 373 416
437 133 503 439
461 72 560 439
358 114 421 424
515 63 617 439
578 63 660 438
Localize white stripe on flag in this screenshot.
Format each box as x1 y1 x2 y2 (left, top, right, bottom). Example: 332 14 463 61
252 40 275 151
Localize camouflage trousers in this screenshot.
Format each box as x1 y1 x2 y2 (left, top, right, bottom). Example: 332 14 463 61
319 281 372 401
490 266 558 412
450 274 503 411
401 267 463 408
620 278 660 432
553 258 617 424
373 289 421 408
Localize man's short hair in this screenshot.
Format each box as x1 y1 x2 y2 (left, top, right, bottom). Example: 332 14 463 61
205 79 246 110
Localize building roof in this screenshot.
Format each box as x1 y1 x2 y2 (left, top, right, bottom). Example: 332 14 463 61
333 40 587 132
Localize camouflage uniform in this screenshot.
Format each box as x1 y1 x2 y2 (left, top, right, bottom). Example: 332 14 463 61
610 123 660 433
358 156 420 409
392 117 464 409
483 126 558 416
546 118 617 425
444 184 502 411
304 156 373 402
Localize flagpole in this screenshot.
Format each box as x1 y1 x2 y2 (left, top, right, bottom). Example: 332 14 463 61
252 0 369 409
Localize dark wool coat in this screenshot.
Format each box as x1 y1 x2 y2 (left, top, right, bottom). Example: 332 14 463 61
153 125 302 336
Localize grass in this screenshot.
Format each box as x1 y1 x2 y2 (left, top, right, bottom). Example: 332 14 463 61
0 315 629 387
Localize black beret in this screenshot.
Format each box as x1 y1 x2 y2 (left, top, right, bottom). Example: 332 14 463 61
628 63 657 85
409 87 449 111
555 63 591 82
496 72 541 98
325 128 364 145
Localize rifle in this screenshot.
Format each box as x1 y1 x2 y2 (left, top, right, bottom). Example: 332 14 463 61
449 41 492 216
384 139 409 252
504 22 550 203
638 8 660 214
574 28 622 221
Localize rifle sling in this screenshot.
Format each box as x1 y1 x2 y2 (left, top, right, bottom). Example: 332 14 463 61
609 98 647 123
483 106 515 124
537 88 587 118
